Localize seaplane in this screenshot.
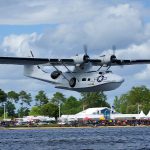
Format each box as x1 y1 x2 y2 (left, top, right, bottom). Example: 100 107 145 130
0 46 150 92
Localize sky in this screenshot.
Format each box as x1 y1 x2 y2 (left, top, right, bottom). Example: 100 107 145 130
0 0 150 105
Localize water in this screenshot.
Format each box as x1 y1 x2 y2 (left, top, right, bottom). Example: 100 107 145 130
0 127 149 150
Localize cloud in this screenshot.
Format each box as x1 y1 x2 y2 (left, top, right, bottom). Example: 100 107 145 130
0 0 107 25
0 1 150 104
0 3 148 57
134 65 150 80
112 40 150 59
1 33 41 56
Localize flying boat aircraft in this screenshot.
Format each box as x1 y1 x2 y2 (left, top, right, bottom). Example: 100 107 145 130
0 46 150 92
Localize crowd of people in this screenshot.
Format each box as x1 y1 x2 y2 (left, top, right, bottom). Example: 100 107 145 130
0 119 150 128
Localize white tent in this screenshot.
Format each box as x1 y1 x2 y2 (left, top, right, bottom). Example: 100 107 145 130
138 110 146 119
146 111 150 118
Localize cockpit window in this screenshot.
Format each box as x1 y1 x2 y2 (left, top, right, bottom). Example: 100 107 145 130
88 78 90 81
106 71 112 73
82 78 86 81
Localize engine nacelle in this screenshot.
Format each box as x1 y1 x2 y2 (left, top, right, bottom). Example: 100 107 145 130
72 54 85 64
51 71 61 79
72 54 89 64
101 54 116 64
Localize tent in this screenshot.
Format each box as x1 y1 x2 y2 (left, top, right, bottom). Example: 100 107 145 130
138 110 146 119
146 111 150 119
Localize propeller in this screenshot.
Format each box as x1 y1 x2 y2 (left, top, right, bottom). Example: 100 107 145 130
84 45 88 56
110 46 122 65
83 45 90 63
112 45 116 55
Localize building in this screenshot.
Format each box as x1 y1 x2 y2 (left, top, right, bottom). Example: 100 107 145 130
60 107 149 123
60 107 112 122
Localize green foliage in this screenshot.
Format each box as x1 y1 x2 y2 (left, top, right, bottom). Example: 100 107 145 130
51 92 66 105
6 101 16 118
7 91 19 103
17 107 30 117
41 102 59 119
113 86 150 114
81 92 110 109
35 90 49 106
29 106 41 116
0 106 3 117
61 96 82 114
0 89 7 104
19 91 32 106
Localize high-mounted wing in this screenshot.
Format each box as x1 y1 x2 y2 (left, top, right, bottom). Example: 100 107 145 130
111 59 150 66
0 57 74 66
89 54 150 66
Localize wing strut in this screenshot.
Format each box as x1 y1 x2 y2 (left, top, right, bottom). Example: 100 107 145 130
97 65 103 71
50 63 69 82
61 62 79 82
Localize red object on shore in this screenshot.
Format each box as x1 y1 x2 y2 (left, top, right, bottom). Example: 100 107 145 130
83 117 92 121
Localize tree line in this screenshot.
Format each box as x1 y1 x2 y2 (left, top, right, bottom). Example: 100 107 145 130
0 89 110 119
113 86 150 114
0 85 149 119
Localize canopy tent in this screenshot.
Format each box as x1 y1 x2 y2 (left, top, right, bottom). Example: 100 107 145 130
138 110 146 119
146 111 150 118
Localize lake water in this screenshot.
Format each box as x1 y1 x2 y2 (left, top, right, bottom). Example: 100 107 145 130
0 127 149 150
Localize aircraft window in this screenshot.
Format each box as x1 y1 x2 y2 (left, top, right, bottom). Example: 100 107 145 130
106 71 112 73
88 78 90 81
82 78 86 81
99 72 103 74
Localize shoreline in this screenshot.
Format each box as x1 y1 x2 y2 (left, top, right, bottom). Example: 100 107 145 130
1 125 149 130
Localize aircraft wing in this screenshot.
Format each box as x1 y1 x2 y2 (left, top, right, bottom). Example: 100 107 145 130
0 57 75 66
111 59 150 66
89 59 150 66
0 57 150 67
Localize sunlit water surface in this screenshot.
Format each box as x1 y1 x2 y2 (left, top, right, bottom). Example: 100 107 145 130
0 127 149 150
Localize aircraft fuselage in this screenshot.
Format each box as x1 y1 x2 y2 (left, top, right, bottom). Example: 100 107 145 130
54 71 124 92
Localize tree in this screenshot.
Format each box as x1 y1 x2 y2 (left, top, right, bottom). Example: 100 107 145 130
41 102 59 120
7 91 19 103
19 91 32 107
0 89 7 105
0 106 4 117
61 96 82 114
81 92 110 109
113 96 120 112
113 86 150 114
51 92 66 106
6 101 16 118
29 106 41 116
17 107 29 117
114 94 128 113
35 90 49 106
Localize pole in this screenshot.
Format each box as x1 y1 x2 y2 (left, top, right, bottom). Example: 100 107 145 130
138 104 141 114
4 103 5 120
59 103 61 118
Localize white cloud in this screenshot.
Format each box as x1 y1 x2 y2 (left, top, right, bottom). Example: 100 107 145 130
114 40 150 59
0 3 148 57
0 1 150 104
0 0 107 25
135 65 150 80
1 33 41 56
